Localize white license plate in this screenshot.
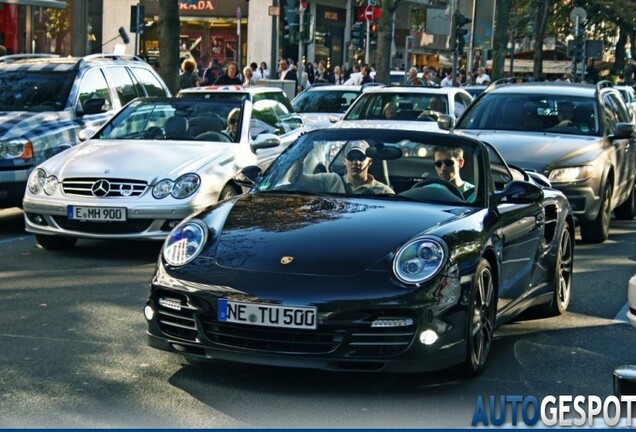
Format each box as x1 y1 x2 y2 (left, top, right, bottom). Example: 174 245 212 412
68 206 127 222
218 299 317 330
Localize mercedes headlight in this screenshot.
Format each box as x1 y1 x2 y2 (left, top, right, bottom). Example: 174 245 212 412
0 139 32 159
393 237 447 285
27 169 47 194
548 165 594 183
152 174 200 199
43 176 59 195
163 220 208 266
172 174 200 198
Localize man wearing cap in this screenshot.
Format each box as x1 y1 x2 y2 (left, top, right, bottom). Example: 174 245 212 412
294 140 394 195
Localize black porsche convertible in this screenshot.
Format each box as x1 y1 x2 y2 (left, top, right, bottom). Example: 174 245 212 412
145 128 574 374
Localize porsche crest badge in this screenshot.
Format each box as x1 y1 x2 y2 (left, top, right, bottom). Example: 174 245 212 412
280 256 294 265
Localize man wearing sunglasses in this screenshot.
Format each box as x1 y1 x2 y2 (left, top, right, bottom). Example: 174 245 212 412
433 146 475 200
221 108 241 141
293 140 394 195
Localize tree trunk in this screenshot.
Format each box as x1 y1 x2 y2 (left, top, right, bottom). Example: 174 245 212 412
375 0 401 85
159 0 181 94
613 25 628 78
532 0 550 80
491 0 511 81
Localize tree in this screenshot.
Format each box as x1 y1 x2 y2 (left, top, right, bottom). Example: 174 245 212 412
158 0 180 94
532 0 551 80
491 0 512 81
374 0 402 85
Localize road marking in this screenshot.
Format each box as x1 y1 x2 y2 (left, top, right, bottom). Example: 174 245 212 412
614 303 629 324
0 235 32 245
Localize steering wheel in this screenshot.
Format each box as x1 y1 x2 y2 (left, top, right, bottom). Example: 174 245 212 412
412 178 465 200
418 110 439 121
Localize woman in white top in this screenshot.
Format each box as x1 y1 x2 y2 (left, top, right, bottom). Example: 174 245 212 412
333 65 345 85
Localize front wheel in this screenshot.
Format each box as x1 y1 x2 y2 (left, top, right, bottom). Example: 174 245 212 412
35 235 77 250
542 223 574 316
463 259 495 375
219 184 240 201
580 182 612 244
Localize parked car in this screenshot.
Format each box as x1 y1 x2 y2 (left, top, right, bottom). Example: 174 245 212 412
291 85 364 129
334 86 473 131
178 84 296 114
145 127 574 374
0 53 171 209
449 81 636 243
614 273 636 395
614 85 636 123
22 94 304 250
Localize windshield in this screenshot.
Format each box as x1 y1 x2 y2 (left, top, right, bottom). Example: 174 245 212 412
292 90 361 113
457 93 599 136
0 70 74 111
255 129 482 205
96 98 243 142
344 92 449 122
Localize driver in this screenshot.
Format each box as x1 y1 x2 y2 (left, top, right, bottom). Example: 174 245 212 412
294 140 394 195
433 146 475 200
222 108 241 141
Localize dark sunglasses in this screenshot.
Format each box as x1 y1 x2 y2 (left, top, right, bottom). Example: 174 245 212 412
346 153 367 162
228 118 239 125
434 159 455 168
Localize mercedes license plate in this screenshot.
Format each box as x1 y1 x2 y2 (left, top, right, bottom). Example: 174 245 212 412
218 299 317 330
68 206 127 222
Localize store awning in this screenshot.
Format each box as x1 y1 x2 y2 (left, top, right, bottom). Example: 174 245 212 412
0 0 67 9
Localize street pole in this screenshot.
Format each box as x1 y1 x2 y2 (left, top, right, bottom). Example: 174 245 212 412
572 15 579 81
298 4 304 88
237 7 242 74
365 19 370 65
467 0 477 72
135 3 141 56
452 0 460 85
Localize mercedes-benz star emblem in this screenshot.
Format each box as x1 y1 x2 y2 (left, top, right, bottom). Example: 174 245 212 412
91 179 110 197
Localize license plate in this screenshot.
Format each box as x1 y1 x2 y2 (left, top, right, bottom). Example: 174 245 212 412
218 299 317 330
68 206 127 222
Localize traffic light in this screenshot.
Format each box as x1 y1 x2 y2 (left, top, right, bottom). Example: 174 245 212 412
351 22 365 49
369 23 377 47
574 34 585 63
453 11 471 53
284 0 298 25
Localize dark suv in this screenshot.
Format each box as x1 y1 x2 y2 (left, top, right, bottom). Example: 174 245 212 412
0 53 171 208
449 81 636 243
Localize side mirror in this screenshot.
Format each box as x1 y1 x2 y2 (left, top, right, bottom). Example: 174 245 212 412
80 98 109 115
234 165 262 187
611 122 634 140
329 114 342 123
437 114 455 130
494 180 544 204
78 128 97 141
251 133 281 151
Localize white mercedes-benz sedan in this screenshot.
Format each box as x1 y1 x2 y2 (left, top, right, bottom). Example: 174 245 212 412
23 92 304 250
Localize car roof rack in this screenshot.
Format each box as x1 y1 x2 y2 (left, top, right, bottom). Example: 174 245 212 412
74 53 146 71
0 53 60 63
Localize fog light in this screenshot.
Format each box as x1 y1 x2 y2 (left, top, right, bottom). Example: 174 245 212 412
144 305 154 320
33 214 45 225
419 329 439 345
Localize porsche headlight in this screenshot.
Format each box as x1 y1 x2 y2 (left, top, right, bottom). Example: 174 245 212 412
152 174 200 199
393 237 447 285
163 220 208 266
43 175 59 195
0 139 32 159
172 173 200 199
28 169 47 194
548 165 594 183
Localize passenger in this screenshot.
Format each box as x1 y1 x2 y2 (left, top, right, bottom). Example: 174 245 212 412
222 108 241 141
383 102 398 120
293 140 394 195
433 146 475 200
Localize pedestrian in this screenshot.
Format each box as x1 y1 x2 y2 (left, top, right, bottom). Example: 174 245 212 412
243 66 255 86
333 65 345 85
179 57 201 89
0 45 6 57
214 62 242 85
360 65 373 85
250 62 262 82
259 61 270 79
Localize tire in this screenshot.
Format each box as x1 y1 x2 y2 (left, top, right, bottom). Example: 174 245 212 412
35 235 77 250
614 183 636 220
463 259 496 375
580 182 612 244
543 224 574 316
219 184 240 201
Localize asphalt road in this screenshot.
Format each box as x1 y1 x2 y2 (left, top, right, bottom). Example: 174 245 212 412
0 206 635 428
